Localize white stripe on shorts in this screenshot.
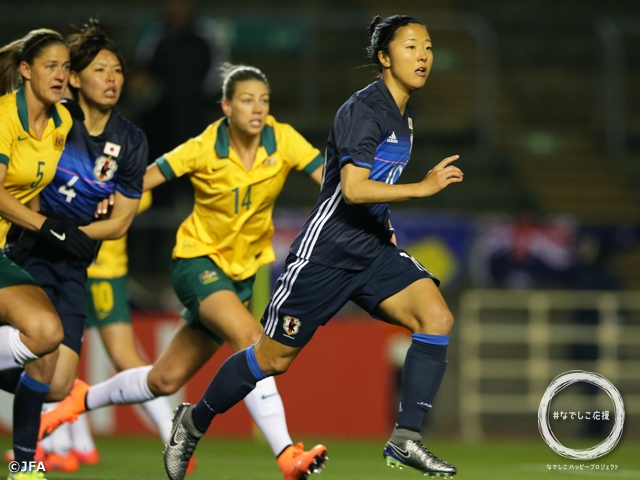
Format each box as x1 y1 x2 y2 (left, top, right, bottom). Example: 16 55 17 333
264 257 309 337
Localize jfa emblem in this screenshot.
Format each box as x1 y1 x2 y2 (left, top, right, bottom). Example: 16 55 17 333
283 315 301 336
408 117 413 131
93 156 118 182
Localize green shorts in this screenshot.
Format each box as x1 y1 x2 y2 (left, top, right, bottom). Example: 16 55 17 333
0 250 38 290
170 257 255 343
85 276 132 328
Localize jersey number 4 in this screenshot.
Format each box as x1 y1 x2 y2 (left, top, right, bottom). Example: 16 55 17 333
58 175 80 203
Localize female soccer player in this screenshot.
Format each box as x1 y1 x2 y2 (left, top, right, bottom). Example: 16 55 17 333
42 63 328 480
0 20 151 473
0 29 81 480
161 15 463 480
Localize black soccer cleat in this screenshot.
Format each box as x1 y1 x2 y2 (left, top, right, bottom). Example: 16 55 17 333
163 403 203 480
383 439 456 478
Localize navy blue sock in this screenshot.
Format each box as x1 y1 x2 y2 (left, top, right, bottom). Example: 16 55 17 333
396 334 449 432
13 372 50 465
0 367 23 393
191 345 266 433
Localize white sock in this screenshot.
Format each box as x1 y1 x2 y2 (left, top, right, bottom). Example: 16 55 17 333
141 396 174 444
86 365 154 410
0 326 38 370
244 377 292 456
69 414 96 453
50 423 72 455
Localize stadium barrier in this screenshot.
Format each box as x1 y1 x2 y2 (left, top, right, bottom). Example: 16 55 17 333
459 289 640 441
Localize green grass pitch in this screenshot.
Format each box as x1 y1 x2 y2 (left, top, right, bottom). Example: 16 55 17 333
2 436 639 479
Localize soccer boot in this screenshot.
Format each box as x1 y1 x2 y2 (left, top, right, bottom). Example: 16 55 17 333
277 442 328 480
163 403 203 480
4 445 45 463
39 379 89 439
7 471 47 480
383 439 456 478
43 451 80 473
186 455 197 475
73 448 100 465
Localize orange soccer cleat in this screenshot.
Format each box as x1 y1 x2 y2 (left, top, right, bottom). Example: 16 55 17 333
73 447 100 465
4 445 45 464
277 442 328 480
39 379 90 440
43 451 80 473
186 454 197 475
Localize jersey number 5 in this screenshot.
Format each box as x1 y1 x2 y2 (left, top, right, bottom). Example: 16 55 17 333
58 175 80 203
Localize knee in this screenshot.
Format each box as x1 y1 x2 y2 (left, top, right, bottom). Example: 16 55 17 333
414 307 454 336
258 355 293 377
28 313 64 356
147 368 183 397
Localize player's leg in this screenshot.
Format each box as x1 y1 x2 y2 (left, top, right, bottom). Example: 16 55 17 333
0 273 63 473
163 256 350 480
356 246 455 476
89 275 175 443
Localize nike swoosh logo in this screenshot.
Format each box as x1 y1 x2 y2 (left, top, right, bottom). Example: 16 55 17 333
50 230 66 241
18 136 29 141
261 393 279 400
169 434 181 447
390 444 411 459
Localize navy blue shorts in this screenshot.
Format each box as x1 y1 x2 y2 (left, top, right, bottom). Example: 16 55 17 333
261 244 439 347
20 254 89 355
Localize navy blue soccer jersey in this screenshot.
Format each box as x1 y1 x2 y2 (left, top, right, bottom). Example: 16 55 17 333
289 79 414 270
40 100 147 225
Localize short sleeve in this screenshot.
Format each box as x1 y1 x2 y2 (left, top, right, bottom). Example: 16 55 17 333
282 124 323 175
337 100 384 170
0 113 16 166
158 131 210 179
115 133 148 198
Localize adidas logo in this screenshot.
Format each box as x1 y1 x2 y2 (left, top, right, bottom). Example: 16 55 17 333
386 132 398 143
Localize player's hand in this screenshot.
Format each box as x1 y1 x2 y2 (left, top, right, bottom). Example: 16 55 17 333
38 217 97 262
94 194 115 219
416 155 463 197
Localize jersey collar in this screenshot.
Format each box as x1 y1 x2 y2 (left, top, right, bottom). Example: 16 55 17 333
215 118 277 158
16 85 64 132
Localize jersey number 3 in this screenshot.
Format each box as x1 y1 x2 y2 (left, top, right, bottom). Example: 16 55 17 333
58 175 80 203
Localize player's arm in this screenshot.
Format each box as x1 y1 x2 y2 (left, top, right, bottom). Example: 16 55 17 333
0 164 46 231
80 191 139 240
309 165 323 185
340 155 462 205
142 163 167 191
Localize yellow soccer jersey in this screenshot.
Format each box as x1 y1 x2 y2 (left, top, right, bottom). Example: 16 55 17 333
0 86 72 244
88 190 153 279
155 115 323 281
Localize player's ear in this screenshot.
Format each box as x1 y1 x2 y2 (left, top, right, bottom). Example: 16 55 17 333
69 71 81 90
378 50 391 69
221 98 232 117
19 61 32 81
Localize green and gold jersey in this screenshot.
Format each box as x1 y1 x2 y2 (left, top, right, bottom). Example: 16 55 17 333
155 115 323 281
0 86 72 244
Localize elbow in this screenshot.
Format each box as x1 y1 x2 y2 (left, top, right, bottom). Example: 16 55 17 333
342 185 362 205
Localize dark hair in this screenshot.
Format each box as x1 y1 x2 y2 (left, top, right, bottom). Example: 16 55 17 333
367 15 424 69
67 18 126 93
219 63 270 101
0 29 66 95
